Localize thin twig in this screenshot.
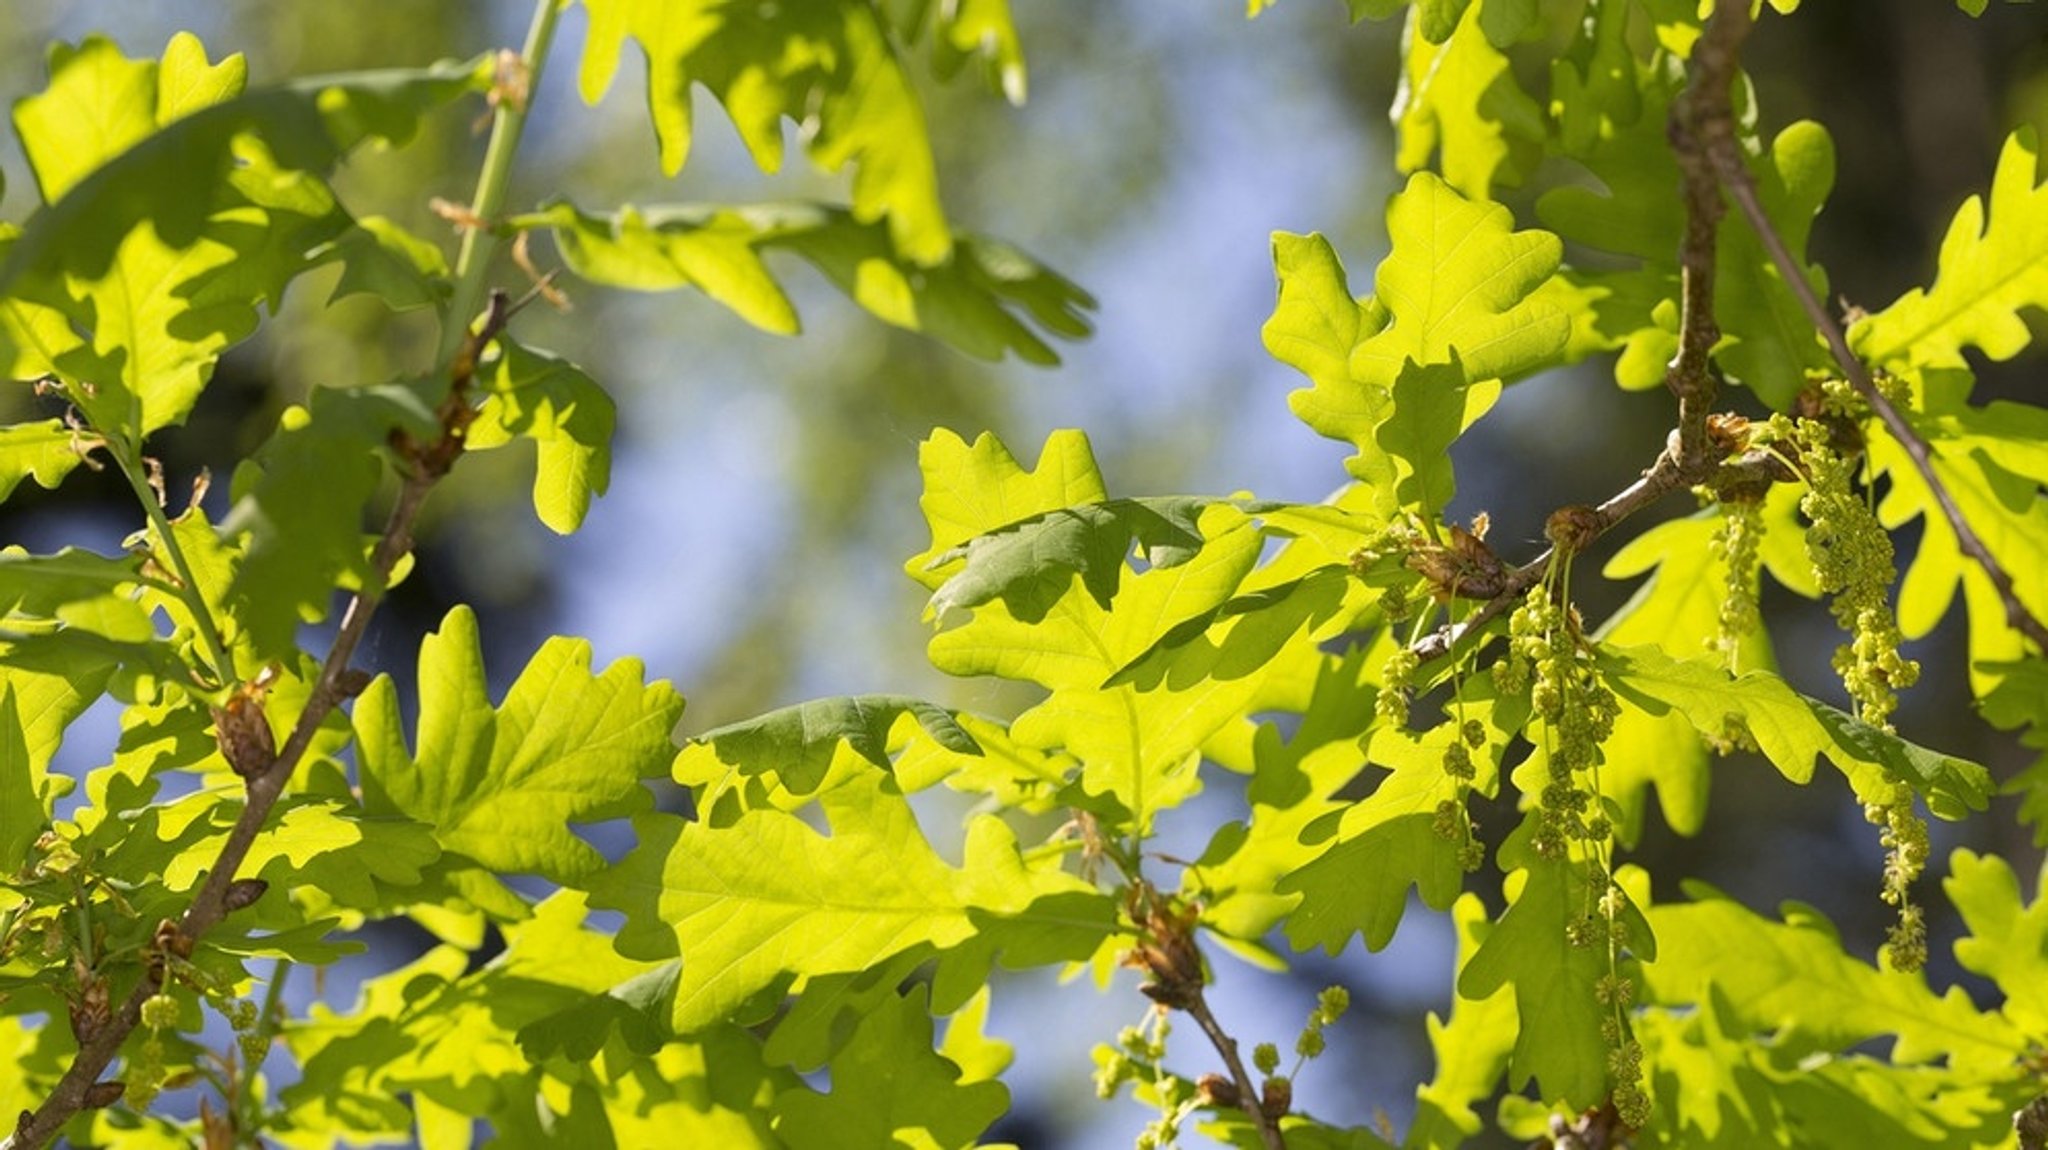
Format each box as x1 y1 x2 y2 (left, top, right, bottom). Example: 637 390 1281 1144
1125 879 1286 1150
1185 990 1286 1150
1702 100 2048 654
10 295 513 1150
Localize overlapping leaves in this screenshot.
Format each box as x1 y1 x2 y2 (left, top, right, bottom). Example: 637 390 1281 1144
1600 643 1992 818
588 770 1107 1032
1534 15 1834 406
355 605 684 894
526 199 1093 363
910 429 1336 827
576 0 956 262
0 34 485 450
1874 387 2048 683
1265 171 1567 518
1392 0 1544 199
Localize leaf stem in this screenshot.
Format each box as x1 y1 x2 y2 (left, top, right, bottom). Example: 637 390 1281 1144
258 959 291 1037
111 450 233 686
436 0 562 369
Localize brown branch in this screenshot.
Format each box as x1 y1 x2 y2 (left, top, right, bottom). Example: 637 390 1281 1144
1664 0 1751 462
1412 441 1734 662
1125 882 1286 1150
1185 988 1286 1150
11 292 514 1150
1412 1 1756 666
1701 95 2048 655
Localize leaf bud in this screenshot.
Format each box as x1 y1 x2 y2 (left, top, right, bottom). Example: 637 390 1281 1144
212 684 278 780
1196 1072 1240 1108
1544 504 1602 555
1261 1076 1292 1116
224 878 269 913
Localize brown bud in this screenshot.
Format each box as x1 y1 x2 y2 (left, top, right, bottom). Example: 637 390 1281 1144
213 684 277 780
66 1004 100 1044
1405 523 1511 601
1544 504 1603 556
67 992 110 1045
224 879 269 913
1137 973 1201 1012
82 1081 125 1110
2017 1094 2048 1149
1261 1076 1293 1117
153 919 193 960
201 1096 234 1150
1196 1073 1240 1109
335 668 375 698
1704 412 1751 458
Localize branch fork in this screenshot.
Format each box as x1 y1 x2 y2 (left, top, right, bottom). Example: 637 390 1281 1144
1415 0 2045 668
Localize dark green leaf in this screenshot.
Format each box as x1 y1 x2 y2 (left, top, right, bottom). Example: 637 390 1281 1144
682 693 981 800
929 496 1214 621
223 381 438 658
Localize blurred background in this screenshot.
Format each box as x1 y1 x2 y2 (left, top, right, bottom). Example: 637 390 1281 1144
3 3 2048 1146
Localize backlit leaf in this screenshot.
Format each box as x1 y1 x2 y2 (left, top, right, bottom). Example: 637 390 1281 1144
1873 394 2048 688
907 428 1111 590
677 693 980 803
1278 711 1504 953
1853 130 2048 370
355 605 684 887
0 420 85 503
1393 0 1544 199
1642 882 2020 1072
1456 845 1611 1107
586 773 1094 1031
772 987 1008 1150
223 382 438 659
466 337 616 534
1944 848 2048 1036
576 0 952 262
528 199 1092 363
928 496 1212 620
1351 171 1567 387
1535 29 1833 406
1599 643 1993 819
0 690 46 875
0 38 485 443
1407 894 1517 1148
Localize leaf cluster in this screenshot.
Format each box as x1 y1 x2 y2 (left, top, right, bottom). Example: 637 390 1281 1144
3 3 2048 1149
